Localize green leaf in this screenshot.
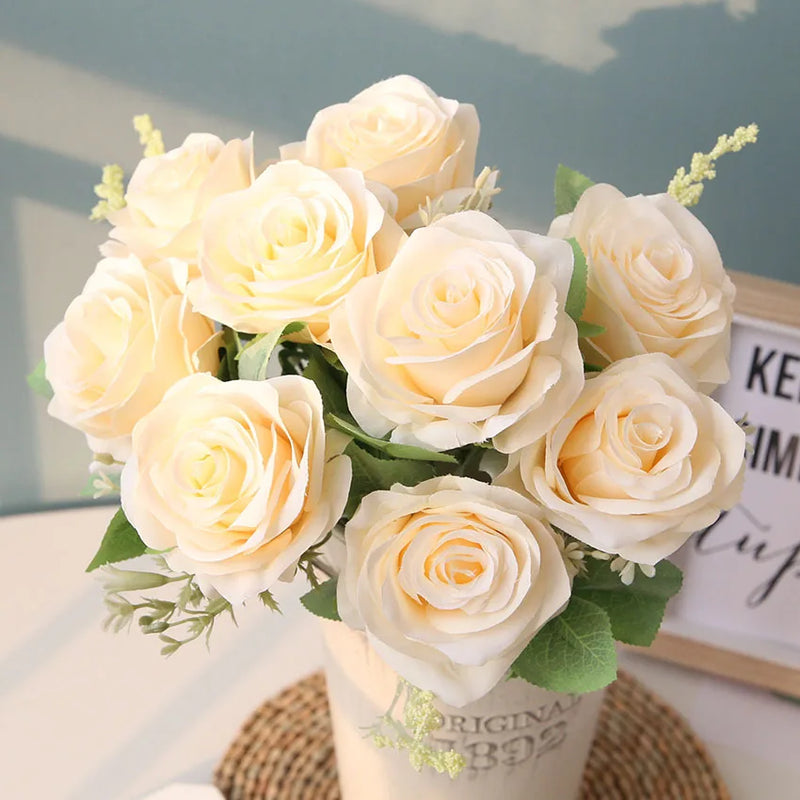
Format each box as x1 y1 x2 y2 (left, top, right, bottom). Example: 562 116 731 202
27 359 54 400
237 321 306 381
277 340 306 376
300 577 341 621
510 597 617 693
326 413 458 464
303 347 349 417
86 508 147 572
344 441 437 517
554 164 595 216
583 363 604 373
565 238 588 324
258 589 281 613
319 347 347 372
573 559 683 646
217 326 243 381
576 320 605 339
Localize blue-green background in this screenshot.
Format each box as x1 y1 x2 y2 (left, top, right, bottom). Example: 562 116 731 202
2 0 798 513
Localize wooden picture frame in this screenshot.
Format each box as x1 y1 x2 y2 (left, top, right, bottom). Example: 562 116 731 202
629 270 800 699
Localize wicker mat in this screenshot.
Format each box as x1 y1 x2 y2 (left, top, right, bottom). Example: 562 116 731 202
215 670 729 800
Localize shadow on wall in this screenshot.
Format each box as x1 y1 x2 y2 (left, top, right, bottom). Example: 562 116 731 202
349 0 758 72
1 0 797 511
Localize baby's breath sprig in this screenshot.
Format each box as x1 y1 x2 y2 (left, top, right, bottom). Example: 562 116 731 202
736 412 756 437
736 412 757 456
456 166 501 213
100 559 235 656
417 195 446 227
418 167 501 226
83 454 124 499
553 530 590 579
591 550 655 585
89 164 126 221
667 123 759 207
364 679 466 778
133 113 165 158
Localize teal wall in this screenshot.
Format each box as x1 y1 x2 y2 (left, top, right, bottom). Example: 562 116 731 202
2 0 798 512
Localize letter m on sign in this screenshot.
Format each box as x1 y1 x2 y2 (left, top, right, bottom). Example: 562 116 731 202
763 430 799 478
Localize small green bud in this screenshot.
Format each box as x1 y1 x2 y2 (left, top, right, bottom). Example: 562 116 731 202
141 619 169 634
100 566 172 593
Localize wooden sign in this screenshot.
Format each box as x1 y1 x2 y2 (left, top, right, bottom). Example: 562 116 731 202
636 271 800 697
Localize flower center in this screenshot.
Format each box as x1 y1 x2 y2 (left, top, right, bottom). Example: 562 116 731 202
425 537 486 586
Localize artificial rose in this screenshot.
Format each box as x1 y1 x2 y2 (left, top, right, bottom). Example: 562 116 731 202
187 160 405 342
328 210 585 453
106 133 254 277
120 374 351 604
280 75 480 223
44 253 218 462
337 476 571 706
497 353 745 564
549 183 735 392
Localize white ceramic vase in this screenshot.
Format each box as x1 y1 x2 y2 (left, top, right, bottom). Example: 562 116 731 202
321 620 605 800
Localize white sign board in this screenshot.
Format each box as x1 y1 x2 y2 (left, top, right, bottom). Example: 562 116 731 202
670 314 800 650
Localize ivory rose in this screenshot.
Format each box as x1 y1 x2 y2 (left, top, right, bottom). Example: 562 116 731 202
328 211 585 453
120 374 351 604
337 476 571 706
497 354 745 564
549 184 735 392
107 133 254 275
280 75 480 222
187 160 405 342
44 253 218 462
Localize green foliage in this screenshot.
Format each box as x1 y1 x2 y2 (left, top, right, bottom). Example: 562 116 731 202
299 577 340 621
554 164 595 216
510 597 617 693
101 557 237 655
27 359 54 399
216 326 243 381
576 320 605 339
302 347 349 417
564 238 607 347
565 237 588 324
326 413 457 464
344 441 437 517
86 508 147 572
236 321 307 381
259 589 281 612
573 559 683 646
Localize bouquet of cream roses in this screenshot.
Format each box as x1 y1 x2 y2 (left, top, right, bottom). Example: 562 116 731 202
32 76 755 745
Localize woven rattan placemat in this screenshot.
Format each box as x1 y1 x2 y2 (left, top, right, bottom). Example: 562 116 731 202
214 670 729 799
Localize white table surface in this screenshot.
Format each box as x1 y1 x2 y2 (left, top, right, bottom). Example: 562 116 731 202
2 506 798 800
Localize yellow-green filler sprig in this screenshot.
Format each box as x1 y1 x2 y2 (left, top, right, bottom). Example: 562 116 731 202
133 113 165 158
90 114 165 220
89 164 126 221
365 679 466 778
668 123 759 207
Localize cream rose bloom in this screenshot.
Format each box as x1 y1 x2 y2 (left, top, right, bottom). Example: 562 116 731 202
337 476 571 706
120 374 351 604
498 354 745 564
106 133 254 275
187 160 405 342
328 211 585 453
549 184 735 392
280 75 480 223
44 253 218 462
